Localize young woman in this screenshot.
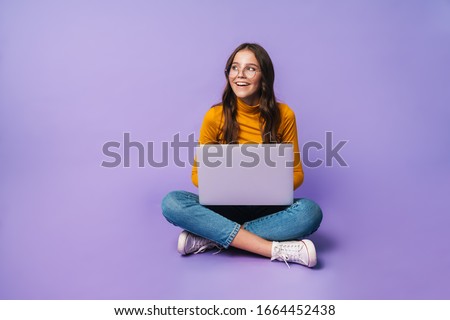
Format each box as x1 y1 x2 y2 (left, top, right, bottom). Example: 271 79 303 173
161 43 322 268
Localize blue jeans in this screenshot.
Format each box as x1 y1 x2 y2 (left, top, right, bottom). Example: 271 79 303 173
161 190 323 248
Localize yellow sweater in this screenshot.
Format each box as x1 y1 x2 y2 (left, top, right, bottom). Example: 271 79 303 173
192 98 304 190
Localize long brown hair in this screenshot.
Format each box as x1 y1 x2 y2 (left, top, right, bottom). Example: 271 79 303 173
216 43 281 144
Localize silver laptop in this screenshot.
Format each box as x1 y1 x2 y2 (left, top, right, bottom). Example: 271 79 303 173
196 144 294 205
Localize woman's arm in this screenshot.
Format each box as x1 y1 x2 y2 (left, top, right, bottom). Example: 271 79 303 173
279 106 304 190
191 107 222 187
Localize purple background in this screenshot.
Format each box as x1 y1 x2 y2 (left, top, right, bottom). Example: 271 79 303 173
1 0 449 299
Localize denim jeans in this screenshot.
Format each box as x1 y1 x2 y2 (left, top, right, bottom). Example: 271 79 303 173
161 190 323 248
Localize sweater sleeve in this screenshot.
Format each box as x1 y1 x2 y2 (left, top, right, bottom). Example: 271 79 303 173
191 107 221 187
280 108 304 190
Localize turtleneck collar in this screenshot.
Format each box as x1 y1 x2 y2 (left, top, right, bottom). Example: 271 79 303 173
236 97 260 114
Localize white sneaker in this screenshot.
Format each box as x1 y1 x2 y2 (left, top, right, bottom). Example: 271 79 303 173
177 230 221 255
271 239 317 268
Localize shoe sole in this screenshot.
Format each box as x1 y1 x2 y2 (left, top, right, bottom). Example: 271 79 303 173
177 230 189 255
302 239 317 268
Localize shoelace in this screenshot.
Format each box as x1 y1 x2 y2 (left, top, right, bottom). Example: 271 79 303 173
271 243 306 268
193 245 223 255
190 238 223 255
278 254 292 269
271 247 292 268
192 244 212 254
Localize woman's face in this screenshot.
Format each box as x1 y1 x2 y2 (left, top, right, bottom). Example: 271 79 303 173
228 49 262 106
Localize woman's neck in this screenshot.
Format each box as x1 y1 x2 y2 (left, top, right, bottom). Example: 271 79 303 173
236 97 260 114
240 96 260 107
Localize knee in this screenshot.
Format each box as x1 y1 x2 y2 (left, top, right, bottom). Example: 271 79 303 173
161 190 194 223
294 198 323 232
161 191 181 222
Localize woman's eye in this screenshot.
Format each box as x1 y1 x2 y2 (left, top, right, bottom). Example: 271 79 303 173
247 67 256 71
231 65 238 71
